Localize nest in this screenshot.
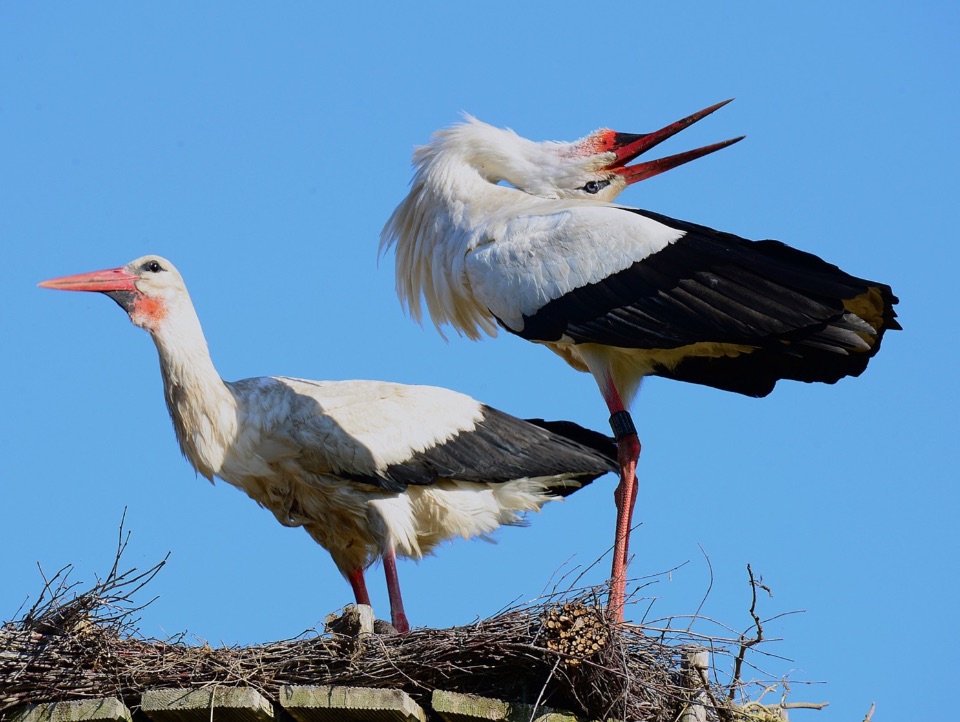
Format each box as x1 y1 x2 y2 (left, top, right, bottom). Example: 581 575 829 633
1 535 814 722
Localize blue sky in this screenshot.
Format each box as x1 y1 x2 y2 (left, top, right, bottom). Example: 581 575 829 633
1 3 957 719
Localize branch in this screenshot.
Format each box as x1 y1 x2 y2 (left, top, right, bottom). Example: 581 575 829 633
728 563 768 700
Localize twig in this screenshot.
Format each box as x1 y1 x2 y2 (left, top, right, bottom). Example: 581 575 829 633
728 563 767 701
686 545 714 634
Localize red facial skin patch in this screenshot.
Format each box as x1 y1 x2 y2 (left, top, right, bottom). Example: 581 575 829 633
132 295 167 327
570 130 617 157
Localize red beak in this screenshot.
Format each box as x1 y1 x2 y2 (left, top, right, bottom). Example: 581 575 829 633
600 99 744 184
39 266 138 293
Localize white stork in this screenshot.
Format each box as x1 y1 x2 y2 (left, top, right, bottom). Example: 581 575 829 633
39 255 618 632
379 100 901 620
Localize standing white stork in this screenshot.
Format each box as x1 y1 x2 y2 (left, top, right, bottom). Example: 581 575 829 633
379 100 901 620
39 255 618 632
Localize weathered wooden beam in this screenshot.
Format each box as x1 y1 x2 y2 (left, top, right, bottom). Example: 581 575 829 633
432 690 511 722
9 698 132 722
281 685 426 722
140 688 274 722
431 690 585 722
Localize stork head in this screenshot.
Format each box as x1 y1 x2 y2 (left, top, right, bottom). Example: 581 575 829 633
446 100 743 203
39 255 187 334
560 99 744 202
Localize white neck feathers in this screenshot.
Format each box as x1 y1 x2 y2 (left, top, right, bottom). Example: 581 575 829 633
149 294 236 480
381 120 554 340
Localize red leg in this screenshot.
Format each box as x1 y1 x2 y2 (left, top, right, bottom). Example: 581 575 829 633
602 381 641 622
346 567 371 607
382 548 410 633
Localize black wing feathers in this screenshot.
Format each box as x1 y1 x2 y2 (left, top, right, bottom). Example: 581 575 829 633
516 207 898 396
345 407 617 492
521 207 890 348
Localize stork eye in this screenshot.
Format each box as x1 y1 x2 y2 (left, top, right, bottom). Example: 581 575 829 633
581 179 610 194
142 260 164 274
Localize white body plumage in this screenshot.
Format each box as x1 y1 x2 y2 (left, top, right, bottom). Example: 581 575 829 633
172 372 561 575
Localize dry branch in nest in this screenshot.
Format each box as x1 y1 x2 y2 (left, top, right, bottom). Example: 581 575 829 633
1 534 818 722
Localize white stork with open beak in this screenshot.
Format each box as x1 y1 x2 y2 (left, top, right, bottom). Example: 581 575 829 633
380 100 901 620
39 255 617 632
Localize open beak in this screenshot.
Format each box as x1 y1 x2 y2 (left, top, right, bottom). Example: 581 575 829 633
39 266 138 293
603 99 744 184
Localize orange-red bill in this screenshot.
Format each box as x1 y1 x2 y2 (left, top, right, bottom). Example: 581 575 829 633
38 266 137 293
617 136 745 184
599 99 744 185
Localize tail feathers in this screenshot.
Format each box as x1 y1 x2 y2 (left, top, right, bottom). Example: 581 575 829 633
525 418 617 458
524 417 618 496
654 329 886 397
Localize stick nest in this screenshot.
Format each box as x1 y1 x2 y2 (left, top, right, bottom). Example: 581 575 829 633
1 542 800 721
